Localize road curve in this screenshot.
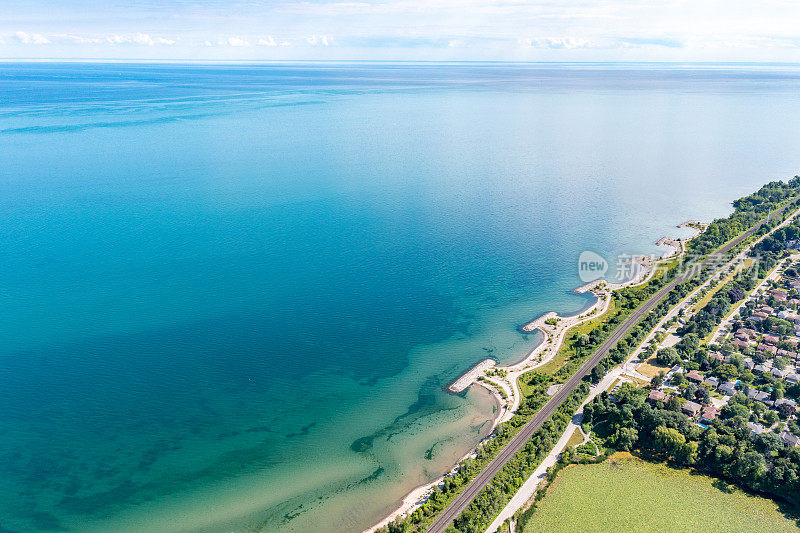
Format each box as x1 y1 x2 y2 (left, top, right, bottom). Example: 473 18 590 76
425 203 794 533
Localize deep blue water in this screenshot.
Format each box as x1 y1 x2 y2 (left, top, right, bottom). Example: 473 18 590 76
2 63 800 532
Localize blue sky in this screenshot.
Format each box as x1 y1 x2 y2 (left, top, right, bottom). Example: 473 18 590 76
3 0 800 61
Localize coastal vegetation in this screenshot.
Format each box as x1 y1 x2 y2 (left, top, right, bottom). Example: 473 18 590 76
520 453 799 533
688 178 800 256
581 383 800 511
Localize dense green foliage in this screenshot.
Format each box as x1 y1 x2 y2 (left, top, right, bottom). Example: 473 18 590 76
688 178 800 256
584 384 800 507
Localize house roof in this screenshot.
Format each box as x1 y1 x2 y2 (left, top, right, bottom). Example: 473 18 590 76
780 431 800 447
686 370 704 382
682 400 702 415
763 334 780 345
755 391 771 402
648 389 668 402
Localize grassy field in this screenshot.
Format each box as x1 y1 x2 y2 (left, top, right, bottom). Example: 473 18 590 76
636 355 671 379
690 258 754 314
523 453 800 533
565 427 584 447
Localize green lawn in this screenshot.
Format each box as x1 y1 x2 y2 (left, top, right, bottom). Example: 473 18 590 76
523 453 800 533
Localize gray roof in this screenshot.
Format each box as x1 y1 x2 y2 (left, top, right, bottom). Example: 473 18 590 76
748 422 767 435
781 431 800 447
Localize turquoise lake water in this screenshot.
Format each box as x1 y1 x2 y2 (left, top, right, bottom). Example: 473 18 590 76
2 63 800 532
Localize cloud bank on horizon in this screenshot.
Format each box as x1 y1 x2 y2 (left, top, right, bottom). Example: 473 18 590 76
2 0 800 61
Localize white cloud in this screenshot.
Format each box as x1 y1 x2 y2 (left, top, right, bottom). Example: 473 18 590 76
15 31 50 44
56 34 102 44
225 36 251 47
306 35 331 46
518 37 592 49
105 33 175 45
257 36 278 46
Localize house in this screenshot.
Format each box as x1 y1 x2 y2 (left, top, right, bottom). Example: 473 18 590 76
754 364 769 374
708 351 725 362
735 331 751 341
755 391 772 403
787 373 800 384
682 400 702 418
739 328 758 338
719 381 737 396
757 343 777 356
746 388 758 400
763 334 780 346
647 389 669 404
704 376 720 388
776 398 797 408
686 370 704 383
748 422 767 435
770 290 788 302
701 405 720 423
781 431 800 447
752 312 768 321
760 305 775 315
772 367 787 379
732 339 750 350
743 358 755 370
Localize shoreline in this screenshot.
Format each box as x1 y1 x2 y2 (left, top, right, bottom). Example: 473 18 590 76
364 383 505 533
364 230 692 532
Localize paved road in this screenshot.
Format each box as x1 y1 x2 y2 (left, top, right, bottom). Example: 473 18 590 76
425 202 795 533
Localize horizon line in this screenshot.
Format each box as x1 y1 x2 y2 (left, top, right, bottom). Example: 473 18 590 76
3 58 800 66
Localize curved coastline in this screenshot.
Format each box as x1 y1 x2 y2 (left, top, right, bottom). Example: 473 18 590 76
364 233 689 532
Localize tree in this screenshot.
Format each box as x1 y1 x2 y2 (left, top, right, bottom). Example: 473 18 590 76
717 363 739 382
777 403 796 420
684 384 698 400
677 333 700 356
656 347 680 366
695 387 710 404
764 410 780 426
732 451 767 486
722 402 749 420
654 426 685 455
755 432 784 455
666 396 682 412
675 440 699 465
651 372 665 388
614 427 639 451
